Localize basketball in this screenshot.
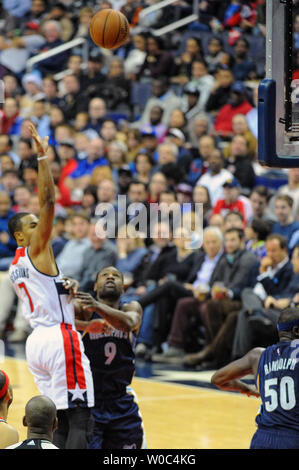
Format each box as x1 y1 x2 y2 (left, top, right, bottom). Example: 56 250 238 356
89 9 130 50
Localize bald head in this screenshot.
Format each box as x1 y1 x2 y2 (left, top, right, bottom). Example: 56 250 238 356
24 396 57 431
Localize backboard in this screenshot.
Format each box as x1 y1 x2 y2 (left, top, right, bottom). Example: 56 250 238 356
258 0 299 167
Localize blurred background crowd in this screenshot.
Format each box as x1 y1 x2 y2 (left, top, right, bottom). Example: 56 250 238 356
0 0 299 371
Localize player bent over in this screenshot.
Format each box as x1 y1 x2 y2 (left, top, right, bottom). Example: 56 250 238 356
8 125 94 449
211 308 299 449
74 266 146 449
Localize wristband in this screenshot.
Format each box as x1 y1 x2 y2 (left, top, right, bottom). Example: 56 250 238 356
37 155 48 161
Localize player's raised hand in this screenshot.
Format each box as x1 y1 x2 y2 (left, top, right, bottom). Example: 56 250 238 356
29 123 49 157
62 277 80 303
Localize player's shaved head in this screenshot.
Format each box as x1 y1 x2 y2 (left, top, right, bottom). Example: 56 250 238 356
24 395 57 430
277 308 299 339
8 212 30 240
95 266 124 301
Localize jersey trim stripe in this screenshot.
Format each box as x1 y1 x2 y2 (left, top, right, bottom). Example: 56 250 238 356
60 324 86 390
12 247 26 265
54 280 65 323
26 247 59 278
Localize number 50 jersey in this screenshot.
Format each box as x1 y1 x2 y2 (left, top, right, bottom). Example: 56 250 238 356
9 246 75 329
255 341 299 432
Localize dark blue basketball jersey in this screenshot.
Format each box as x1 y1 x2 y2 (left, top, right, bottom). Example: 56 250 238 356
82 311 136 405
255 341 299 433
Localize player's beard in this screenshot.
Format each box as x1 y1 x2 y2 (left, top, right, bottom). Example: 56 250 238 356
98 286 121 302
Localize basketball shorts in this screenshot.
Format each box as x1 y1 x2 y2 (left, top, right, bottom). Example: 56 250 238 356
250 427 299 449
88 387 146 449
25 323 94 410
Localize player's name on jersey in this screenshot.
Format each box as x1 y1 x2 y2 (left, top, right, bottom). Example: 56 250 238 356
264 357 298 375
10 267 30 283
89 329 129 340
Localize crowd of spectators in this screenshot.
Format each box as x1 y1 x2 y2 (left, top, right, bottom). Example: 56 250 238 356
0 0 299 370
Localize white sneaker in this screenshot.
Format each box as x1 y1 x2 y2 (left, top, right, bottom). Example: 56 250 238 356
135 343 148 358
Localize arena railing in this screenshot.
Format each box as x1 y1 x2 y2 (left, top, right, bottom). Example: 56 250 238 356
139 0 199 36
26 37 89 74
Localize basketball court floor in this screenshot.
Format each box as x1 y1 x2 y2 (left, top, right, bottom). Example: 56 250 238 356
1 342 259 449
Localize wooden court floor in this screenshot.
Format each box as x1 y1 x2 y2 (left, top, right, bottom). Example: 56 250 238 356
2 356 260 449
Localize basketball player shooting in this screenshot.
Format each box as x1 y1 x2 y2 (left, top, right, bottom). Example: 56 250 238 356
74 266 146 449
7 124 94 449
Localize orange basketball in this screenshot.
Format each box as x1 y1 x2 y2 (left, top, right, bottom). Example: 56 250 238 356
89 9 130 50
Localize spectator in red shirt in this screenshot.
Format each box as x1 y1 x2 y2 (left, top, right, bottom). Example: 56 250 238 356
214 81 252 138
212 177 246 223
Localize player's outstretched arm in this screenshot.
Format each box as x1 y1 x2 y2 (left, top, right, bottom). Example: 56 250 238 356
211 348 264 397
75 292 142 333
28 123 55 257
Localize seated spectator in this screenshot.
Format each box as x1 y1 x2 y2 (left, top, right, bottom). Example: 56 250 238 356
56 212 91 280
30 100 51 139
223 114 257 160
192 185 212 227
73 6 95 39
196 149 233 206
106 140 128 184
66 137 108 191
224 134 256 192
248 185 274 226
0 170 21 199
0 191 17 271
139 226 224 359
86 98 107 134
22 161 38 193
232 234 295 360
42 76 61 107
0 155 15 177
0 135 19 167
268 168 299 222
77 221 117 292
187 59 215 111
17 137 36 179
137 34 175 81
142 105 167 142
0 21 46 75
133 152 155 185
79 49 107 101
34 20 70 77
0 3 17 36
212 177 246 222
12 185 32 213
0 98 23 136
124 32 147 80
187 113 214 149
81 185 98 218
223 210 245 231
98 57 131 114
19 74 45 119
172 36 204 86
205 36 226 74
214 81 253 138
3 74 23 101
182 227 259 368
271 194 299 254
180 85 203 122
245 218 271 260
232 37 257 81
126 129 143 163
224 1 257 33
100 119 122 145
19 0 48 28
42 2 74 42
134 77 181 128
116 224 148 284
147 172 168 204
60 74 87 123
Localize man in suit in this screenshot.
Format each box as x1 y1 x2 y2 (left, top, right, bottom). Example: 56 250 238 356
154 227 257 363
232 234 295 360
138 226 225 356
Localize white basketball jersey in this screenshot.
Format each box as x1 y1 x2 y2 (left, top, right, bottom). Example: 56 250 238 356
9 246 75 329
